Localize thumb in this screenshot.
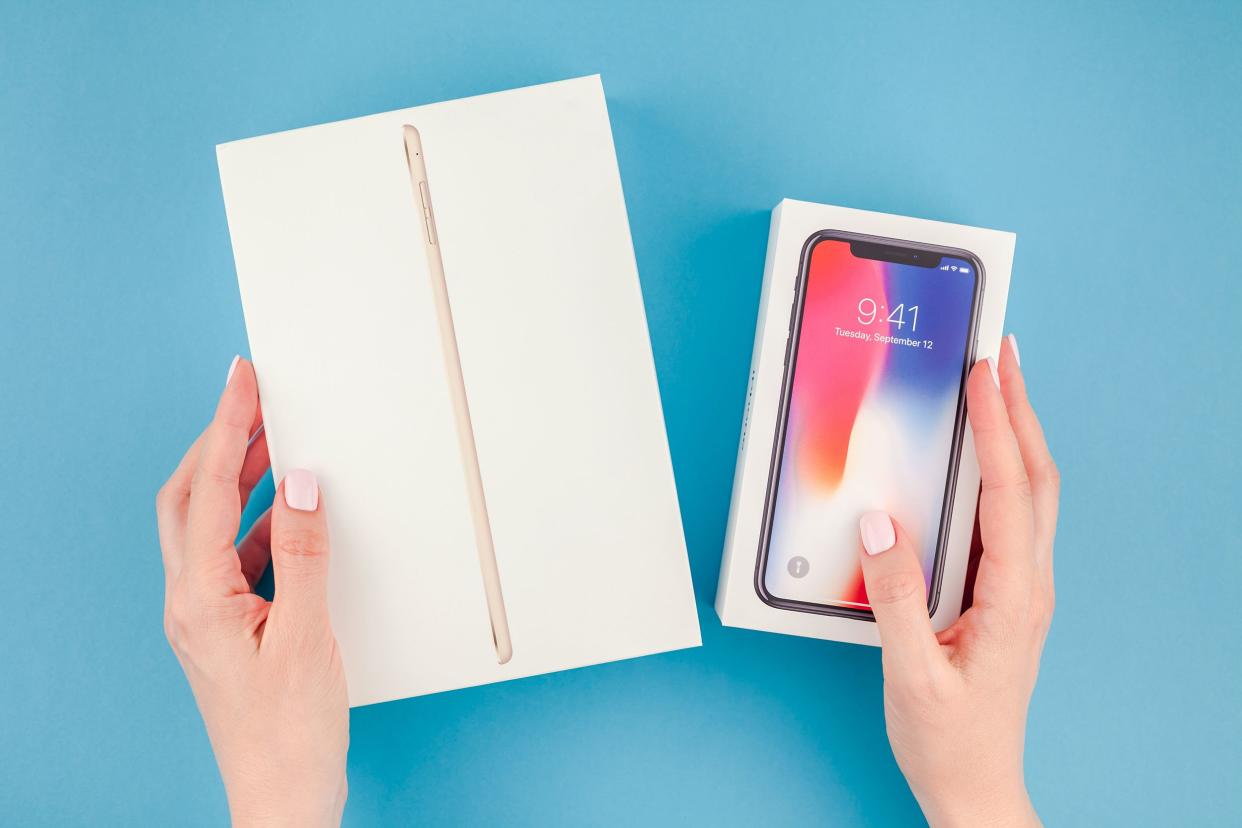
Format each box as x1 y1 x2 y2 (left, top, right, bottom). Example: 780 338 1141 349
269 469 331 634
858 511 941 671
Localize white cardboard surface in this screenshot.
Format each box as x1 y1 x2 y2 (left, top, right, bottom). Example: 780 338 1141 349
715 200 1015 645
217 76 700 706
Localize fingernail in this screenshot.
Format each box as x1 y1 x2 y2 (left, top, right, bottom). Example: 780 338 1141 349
860 511 896 556
986 357 1000 388
226 355 240 385
1006 333 1021 366
284 469 319 512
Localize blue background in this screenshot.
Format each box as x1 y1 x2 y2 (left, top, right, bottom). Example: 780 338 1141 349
2 1 1239 824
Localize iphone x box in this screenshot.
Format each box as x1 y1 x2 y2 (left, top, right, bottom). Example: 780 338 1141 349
715 200 1015 645
216 76 700 706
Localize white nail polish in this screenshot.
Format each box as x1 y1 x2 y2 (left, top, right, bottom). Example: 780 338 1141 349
986 357 999 388
284 468 319 512
226 355 240 385
1007 333 1020 366
859 511 896 556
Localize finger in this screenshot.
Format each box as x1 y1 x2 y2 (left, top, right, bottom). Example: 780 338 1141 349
266 470 331 640
236 507 273 590
858 512 942 672
965 357 1037 604
155 429 207 586
996 334 1059 580
184 356 258 593
239 423 270 506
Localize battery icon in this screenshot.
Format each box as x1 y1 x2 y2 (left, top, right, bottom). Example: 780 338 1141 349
960 266 970 273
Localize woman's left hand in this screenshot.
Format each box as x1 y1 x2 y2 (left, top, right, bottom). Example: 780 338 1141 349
156 356 349 827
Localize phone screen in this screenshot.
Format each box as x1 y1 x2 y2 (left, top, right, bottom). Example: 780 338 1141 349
759 235 981 615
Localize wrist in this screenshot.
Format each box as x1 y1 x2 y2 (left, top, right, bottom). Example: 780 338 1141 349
917 779 1039 828
227 772 347 828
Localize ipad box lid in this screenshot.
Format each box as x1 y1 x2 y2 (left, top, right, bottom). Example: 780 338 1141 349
217 76 700 706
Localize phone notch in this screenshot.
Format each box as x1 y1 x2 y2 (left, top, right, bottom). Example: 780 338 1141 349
849 240 943 270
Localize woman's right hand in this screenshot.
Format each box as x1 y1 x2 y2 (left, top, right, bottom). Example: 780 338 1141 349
857 335 1057 827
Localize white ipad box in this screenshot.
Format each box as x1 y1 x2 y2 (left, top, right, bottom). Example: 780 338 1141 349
715 200 1015 645
217 75 700 706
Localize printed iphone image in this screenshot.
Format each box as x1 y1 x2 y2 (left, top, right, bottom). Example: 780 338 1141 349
755 230 984 619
